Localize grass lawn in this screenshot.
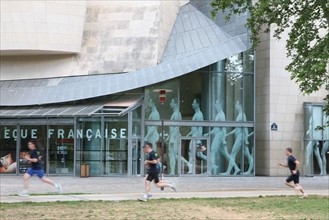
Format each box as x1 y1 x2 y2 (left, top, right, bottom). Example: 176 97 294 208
1 195 328 220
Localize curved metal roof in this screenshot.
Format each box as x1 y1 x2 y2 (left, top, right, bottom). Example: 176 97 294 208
0 4 246 106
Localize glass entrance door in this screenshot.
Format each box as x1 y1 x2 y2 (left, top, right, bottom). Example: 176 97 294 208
132 137 141 175
103 118 128 176
179 137 209 175
104 138 128 175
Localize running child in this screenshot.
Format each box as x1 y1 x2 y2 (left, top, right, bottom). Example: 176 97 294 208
19 140 62 197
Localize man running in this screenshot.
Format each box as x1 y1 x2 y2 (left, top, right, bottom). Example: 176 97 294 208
138 143 176 202
279 147 307 198
19 140 62 197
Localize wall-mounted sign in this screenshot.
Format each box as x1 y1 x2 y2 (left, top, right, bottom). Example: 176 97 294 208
2 128 127 140
271 123 278 131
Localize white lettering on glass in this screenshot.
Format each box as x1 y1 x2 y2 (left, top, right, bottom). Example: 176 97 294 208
12 129 17 139
4 128 10 139
21 129 28 139
120 128 127 138
86 129 92 139
58 129 64 139
95 129 101 139
31 129 37 138
105 128 108 139
111 128 117 138
68 129 74 139
76 129 83 138
1 127 129 139
48 129 54 138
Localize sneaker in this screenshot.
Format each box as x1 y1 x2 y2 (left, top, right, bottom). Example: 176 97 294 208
18 190 29 197
138 197 147 202
300 193 308 198
55 183 62 193
147 193 153 199
138 194 148 202
168 180 176 192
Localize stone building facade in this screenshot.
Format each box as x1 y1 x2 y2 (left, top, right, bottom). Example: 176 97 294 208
0 0 327 177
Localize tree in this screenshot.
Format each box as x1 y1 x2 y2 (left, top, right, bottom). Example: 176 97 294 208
210 0 329 125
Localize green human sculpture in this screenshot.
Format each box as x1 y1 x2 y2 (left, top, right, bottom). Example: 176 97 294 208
144 99 160 153
222 101 253 175
204 101 231 175
186 99 205 174
166 99 182 175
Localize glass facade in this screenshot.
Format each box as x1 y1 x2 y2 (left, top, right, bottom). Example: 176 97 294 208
0 126 17 174
144 53 255 176
48 125 74 175
0 53 255 177
304 103 329 176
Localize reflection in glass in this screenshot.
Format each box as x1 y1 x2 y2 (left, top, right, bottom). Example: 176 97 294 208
180 139 192 174
144 99 160 152
19 126 47 174
323 115 329 175
243 49 254 73
132 106 142 175
104 117 129 175
0 126 17 174
77 120 102 176
132 138 141 175
305 107 324 175
244 74 254 121
48 125 74 175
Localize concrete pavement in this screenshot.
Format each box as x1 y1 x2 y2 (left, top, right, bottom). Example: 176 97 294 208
1 176 328 203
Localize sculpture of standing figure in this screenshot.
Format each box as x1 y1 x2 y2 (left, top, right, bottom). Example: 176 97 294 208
305 109 323 175
166 99 182 175
204 101 235 174
222 101 253 175
322 141 329 175
186 99 205 174
144 99 160 152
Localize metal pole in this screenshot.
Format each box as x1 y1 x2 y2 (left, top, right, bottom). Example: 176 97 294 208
161 118 164 190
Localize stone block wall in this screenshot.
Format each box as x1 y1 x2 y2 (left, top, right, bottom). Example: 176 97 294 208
255 28 327 176
0 1 86 55
0 0 183 79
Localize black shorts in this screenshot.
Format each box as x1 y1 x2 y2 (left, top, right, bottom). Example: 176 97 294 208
286 174 299 184
146 172 159 183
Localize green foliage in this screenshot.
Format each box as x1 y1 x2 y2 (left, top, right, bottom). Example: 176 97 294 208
210 0 329 117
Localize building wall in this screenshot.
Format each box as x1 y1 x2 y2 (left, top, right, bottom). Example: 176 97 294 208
0 0 184 80
255 29 271 176
255 28 327 176
0 1 87 55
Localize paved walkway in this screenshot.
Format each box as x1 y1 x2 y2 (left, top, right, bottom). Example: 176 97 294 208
1 176 328 203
